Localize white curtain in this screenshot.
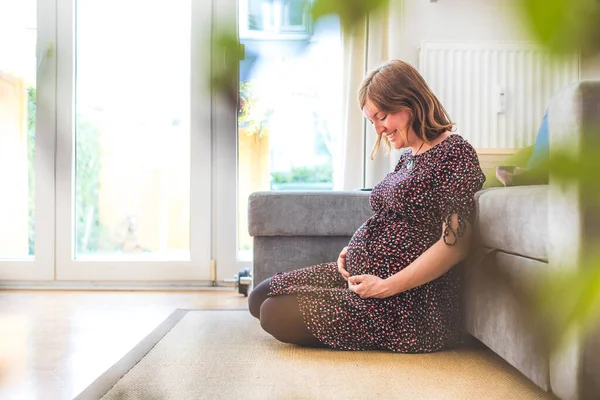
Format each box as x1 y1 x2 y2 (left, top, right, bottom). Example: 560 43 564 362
335 20 367 191
335 1 404 190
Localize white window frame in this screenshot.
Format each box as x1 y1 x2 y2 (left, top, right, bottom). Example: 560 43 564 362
1 0 247 286
212 0 253 281
54 0 214 281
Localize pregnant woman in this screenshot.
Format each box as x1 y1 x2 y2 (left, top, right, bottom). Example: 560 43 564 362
248 60 485 353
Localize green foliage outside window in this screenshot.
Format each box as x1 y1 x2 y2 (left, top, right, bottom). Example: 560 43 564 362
271 164 333 184
238 81 269 138
74 117 102 254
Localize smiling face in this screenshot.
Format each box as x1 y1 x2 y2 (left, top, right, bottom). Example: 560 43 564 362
358 60 455 160
362 99 412 149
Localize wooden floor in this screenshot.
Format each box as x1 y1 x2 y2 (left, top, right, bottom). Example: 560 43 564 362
0 289 248 400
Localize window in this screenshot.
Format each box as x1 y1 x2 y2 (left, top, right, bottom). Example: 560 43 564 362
0 0 37 259
73 0 192 258
237 9 342 260
241 0 312 39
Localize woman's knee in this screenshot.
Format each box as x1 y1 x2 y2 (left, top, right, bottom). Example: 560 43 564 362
248 277 271 319
259 297 293 343
259 296 323 347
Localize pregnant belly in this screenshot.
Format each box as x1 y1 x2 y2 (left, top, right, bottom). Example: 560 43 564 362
345 222 369 276
344 246 368 276
345 219 436 278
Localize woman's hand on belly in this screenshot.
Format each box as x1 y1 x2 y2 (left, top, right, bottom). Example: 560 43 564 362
348 274 395 299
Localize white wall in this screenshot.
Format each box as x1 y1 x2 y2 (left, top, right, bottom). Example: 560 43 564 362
390 0 529 65
365 0 600 186
389 0 599 79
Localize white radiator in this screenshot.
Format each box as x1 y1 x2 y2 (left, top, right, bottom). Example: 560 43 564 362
418 42 580 151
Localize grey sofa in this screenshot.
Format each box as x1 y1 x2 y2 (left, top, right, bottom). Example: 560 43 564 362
247 80 600 400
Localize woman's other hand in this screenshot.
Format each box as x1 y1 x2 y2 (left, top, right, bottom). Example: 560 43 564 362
337 246 350 280
348 274 394 299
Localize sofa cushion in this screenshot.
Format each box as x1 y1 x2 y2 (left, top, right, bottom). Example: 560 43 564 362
248 191 372 237
252 236 352 285
475 186 548 262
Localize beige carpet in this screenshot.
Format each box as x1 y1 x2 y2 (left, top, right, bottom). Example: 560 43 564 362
77 310 556 400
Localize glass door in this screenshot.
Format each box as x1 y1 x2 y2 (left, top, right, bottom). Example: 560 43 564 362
235 0 343 268
0 0 55 280
55 0 213 281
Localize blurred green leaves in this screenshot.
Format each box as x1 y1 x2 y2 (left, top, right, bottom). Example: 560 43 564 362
545 136 600 348
311 0 389 33
519 0 600 352
521 0 600 56
548 139 600 206
534 252 600 351
210 31 243 106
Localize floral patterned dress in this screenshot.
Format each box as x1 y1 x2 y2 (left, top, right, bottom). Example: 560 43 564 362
268 134 486 353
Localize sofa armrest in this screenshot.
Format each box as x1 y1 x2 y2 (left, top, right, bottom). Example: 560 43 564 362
548 79 600 400
548 80 600 271
248 191 372 286
248 191 372 237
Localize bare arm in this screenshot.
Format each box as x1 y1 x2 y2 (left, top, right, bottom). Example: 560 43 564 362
348 213 471 298
383 213 471 296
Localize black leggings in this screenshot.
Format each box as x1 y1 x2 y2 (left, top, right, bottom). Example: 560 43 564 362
248 278 325 348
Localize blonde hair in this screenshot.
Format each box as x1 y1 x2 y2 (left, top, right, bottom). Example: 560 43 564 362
358 60 454 159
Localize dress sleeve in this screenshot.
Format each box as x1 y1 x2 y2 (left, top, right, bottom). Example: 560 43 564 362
437 144 485 245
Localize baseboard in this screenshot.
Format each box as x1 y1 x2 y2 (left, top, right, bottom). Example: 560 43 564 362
0 280 238 291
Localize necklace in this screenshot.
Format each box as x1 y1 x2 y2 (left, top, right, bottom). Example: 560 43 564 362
406 141 425 170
